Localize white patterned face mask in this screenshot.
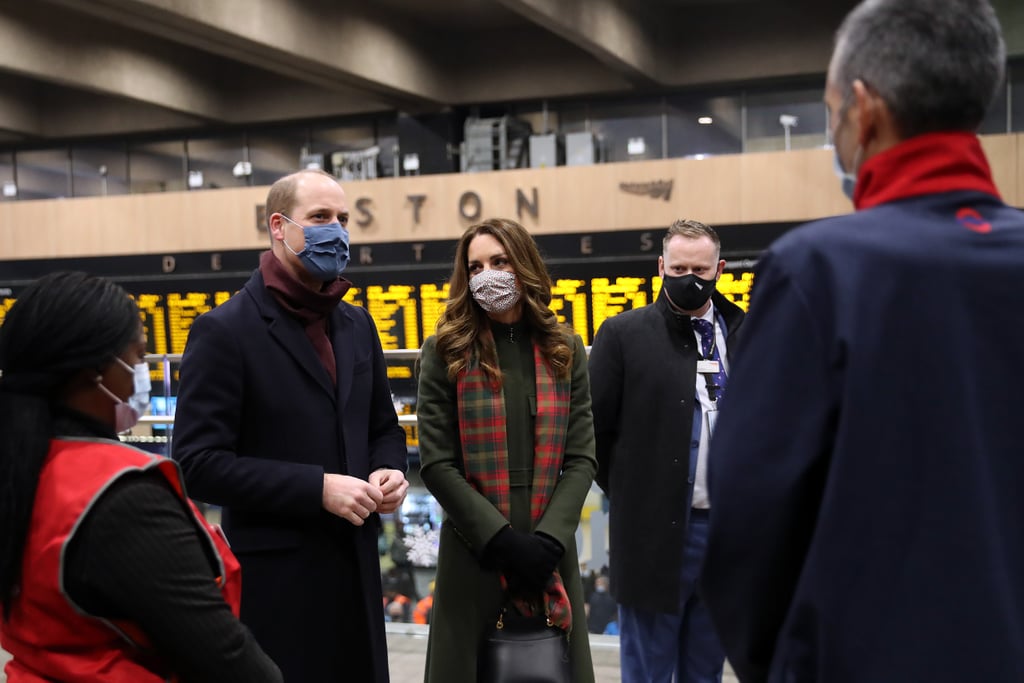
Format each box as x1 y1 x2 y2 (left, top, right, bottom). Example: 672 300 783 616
469 269 521 314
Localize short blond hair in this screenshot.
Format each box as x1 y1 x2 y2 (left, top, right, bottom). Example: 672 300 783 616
663 219 720 255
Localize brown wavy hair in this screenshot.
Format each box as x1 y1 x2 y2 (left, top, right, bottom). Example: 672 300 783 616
434 218 573 386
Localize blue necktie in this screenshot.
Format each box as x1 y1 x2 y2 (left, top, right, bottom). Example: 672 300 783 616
692 317 727 402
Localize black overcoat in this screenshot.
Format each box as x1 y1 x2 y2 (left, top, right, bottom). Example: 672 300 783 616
172 268 408 683
588 290 744 613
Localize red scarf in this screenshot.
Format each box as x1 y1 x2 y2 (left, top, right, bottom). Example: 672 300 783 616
853 131 1001 211
259 250 351 385
456 329 573 632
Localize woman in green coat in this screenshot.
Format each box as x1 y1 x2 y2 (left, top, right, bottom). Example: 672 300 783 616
417 217 597 683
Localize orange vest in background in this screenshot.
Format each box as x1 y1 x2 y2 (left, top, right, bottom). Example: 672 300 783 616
0 438 241 683
413 594 434 624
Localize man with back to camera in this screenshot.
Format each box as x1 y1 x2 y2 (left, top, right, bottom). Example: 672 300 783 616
700 1 1024 681
172 169 409 683
588 219 745 683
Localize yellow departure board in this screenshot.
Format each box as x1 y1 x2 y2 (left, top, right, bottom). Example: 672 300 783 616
8 272 757 362
343 287 362 306
716 271 754 311
420 283 450 340
0 297 14 327
0 228 771 455
1 271 756 362
167 292 227 354
135 294 168 356
550 279 590 343
591 277 649 338
365 285 419 351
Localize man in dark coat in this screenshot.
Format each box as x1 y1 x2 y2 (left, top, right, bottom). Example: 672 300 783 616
173 169 409 683
701 2 1024 682
589 219 745 683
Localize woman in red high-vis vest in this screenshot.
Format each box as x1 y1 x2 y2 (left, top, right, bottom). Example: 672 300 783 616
0 272 281 683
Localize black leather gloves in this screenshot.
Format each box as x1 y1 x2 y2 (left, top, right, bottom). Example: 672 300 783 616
482 526 564 592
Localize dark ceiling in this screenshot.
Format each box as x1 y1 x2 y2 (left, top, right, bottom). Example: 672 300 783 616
0 0 1019 143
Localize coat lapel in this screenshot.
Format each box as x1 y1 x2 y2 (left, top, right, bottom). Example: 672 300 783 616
246 272 336 402
331 305 355 410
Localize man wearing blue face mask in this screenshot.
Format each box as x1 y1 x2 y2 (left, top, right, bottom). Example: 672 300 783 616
701 2 1024 682
173 169 409 683
588 219 745 683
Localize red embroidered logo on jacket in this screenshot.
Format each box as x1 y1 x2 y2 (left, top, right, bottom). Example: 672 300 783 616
956 207 992 234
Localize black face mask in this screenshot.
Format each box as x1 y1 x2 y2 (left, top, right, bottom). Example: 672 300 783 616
662 273 717 311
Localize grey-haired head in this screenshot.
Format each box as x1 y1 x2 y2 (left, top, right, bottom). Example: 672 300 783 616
828 0 1005 139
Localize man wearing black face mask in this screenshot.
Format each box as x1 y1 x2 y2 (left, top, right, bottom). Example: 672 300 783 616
589 219 744 683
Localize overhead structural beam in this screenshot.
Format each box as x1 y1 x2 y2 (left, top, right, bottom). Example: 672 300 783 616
496 0 663 86
40 0 449 108
0 5 226 122
0 80 42 138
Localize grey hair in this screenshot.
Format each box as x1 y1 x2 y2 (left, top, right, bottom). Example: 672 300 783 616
831 0 1005 137
663 219 720 256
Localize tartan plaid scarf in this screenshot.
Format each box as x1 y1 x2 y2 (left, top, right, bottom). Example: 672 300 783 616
457 332 573 632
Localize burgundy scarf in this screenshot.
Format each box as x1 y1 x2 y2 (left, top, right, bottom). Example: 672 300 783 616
260 250 351 385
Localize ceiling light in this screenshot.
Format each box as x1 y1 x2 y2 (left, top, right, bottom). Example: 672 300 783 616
698 116 713 125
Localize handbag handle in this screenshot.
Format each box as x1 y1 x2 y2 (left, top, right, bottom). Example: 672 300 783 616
495 606 554 630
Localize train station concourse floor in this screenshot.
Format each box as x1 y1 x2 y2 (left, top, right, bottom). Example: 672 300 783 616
2 626 740 682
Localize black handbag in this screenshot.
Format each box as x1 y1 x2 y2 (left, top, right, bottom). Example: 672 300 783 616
478 607 571 683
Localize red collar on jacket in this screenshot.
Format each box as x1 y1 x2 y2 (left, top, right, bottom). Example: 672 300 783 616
853 131 1001 210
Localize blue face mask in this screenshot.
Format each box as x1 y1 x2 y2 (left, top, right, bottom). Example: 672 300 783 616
830 113 863 202
832 147 857 201
280 214 350 281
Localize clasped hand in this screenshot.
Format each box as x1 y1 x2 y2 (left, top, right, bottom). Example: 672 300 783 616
322 469 409 526
483 527 564 593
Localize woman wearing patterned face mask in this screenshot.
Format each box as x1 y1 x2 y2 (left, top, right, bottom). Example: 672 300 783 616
417 218 598 683
0 271 281 683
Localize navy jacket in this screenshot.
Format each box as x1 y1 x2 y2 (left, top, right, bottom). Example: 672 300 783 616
702 187 1024 682
172 268 407 683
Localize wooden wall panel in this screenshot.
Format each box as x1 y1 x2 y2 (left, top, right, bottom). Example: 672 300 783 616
1 133 1019 261
981 133 1018 207
739 148 851 223
1019 135 1024 207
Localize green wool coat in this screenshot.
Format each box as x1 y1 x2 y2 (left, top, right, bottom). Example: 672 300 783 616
417 322 597 683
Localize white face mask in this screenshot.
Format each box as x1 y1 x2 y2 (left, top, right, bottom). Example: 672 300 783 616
96 357 148 433
129 361 151 417
469 269 521 314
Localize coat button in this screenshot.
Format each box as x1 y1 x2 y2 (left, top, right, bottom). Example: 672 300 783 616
670 520 677 526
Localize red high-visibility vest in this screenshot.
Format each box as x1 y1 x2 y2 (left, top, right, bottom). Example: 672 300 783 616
0 438 241 682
